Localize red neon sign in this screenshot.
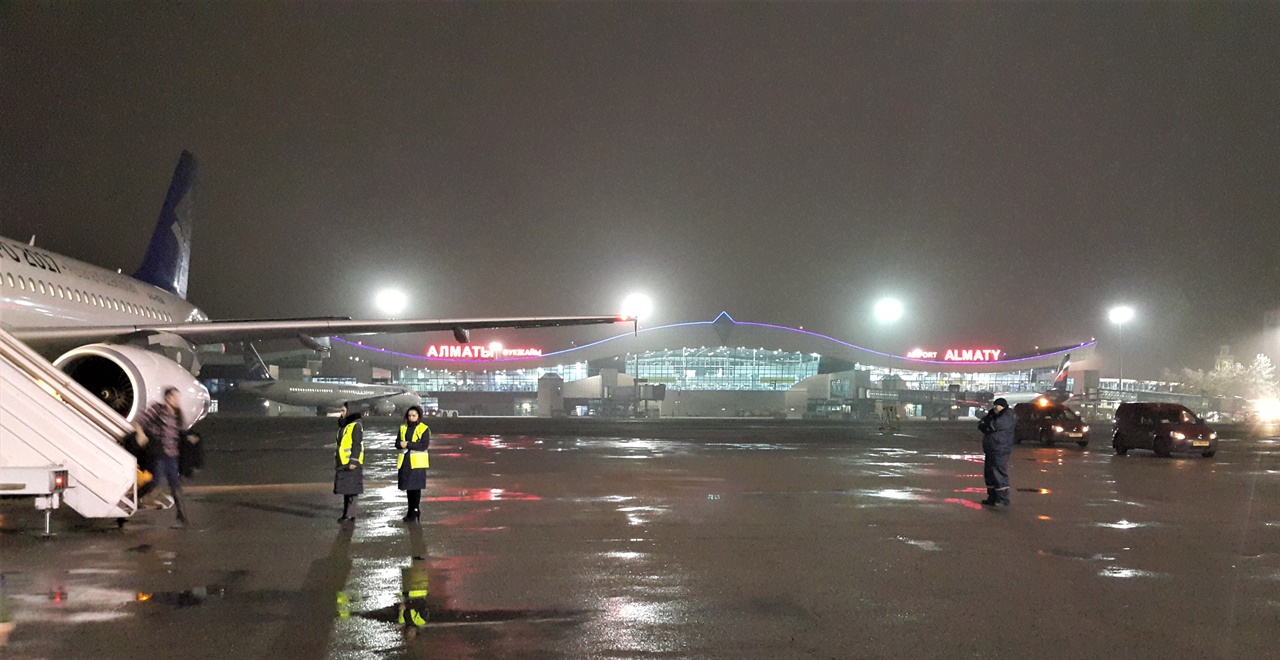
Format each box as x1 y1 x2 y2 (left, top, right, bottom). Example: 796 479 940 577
424 345 543 359
906 348 1004 362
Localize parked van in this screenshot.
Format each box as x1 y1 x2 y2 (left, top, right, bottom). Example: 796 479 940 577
1113 402 1217 458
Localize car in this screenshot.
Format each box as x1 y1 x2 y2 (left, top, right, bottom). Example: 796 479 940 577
1112 402 1217 458
1013 402 1091 447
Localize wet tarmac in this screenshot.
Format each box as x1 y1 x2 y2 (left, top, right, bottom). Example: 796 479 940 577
2 418 1278 658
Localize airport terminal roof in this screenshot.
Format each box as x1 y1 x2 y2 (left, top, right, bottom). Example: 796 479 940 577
334 312 1098 375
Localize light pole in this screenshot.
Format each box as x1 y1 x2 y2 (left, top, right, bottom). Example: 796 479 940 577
1108 306 1135 392
873 297 905 415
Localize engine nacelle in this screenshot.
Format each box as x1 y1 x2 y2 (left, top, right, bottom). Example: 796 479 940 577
54 344 210 430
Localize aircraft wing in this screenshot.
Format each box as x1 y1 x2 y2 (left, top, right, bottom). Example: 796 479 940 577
11 315 629 353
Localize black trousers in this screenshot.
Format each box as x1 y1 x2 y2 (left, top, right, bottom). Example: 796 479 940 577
407 489 421 513
983 452 1010 501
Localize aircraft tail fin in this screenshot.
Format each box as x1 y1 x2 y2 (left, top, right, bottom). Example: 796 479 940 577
1049 354 1070 392
134 151 197 299
243 343 274 381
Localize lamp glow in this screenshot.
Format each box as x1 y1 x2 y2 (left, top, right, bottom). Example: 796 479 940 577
621 293 654 321
873 298 904 324
375 288 408 315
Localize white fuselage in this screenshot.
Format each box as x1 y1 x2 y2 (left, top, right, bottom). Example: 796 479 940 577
0 236 206 333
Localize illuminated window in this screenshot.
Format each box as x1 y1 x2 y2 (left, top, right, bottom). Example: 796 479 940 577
56 285 65 298
4 273 12 287
37 280 46 294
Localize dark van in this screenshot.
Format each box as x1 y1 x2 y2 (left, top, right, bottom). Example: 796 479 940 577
1013 402 1090 447
1112 402 1217 458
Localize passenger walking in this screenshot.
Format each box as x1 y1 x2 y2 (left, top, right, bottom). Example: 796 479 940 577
137 386 188 527
335 402 367 523
396 406 430 523
978 397 1016 507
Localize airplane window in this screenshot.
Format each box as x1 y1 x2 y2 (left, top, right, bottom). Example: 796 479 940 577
4 273 11 287
56 285 64 298
37 280 46 294
25 277 34 291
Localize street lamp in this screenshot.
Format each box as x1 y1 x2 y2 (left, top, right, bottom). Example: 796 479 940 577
375 288 407 316
873 297 904 324
1108 306 1135 391
620 293 654 321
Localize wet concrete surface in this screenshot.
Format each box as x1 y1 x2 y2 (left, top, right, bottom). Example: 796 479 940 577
1 418 1278 658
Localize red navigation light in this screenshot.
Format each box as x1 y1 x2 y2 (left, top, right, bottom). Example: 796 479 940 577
53 470 68 490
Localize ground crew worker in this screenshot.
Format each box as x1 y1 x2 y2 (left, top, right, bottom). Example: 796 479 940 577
335 402 366 523
978 397 1016 507
397 405 430 523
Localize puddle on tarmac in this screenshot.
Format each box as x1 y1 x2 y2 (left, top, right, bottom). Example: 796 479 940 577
141 585 226 607
895 536 941 551
1094 520 1158 530
1099 566 1166 579
1037 549 1116 562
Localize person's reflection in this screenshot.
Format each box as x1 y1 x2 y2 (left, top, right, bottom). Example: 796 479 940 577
399 557 430 638
399 523 431 638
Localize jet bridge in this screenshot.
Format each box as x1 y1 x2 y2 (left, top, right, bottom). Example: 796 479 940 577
0 327 138 524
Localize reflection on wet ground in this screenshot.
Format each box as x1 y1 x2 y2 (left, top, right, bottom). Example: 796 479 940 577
1 419 1278 658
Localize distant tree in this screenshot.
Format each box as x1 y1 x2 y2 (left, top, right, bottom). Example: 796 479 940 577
1180 354 1278 399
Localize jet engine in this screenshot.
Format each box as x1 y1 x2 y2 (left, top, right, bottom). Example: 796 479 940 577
54 344 211 430
371 400 397 416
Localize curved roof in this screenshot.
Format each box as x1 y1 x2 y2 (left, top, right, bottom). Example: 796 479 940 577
336 312 1096 374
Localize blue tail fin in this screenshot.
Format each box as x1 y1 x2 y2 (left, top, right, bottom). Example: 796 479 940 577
134 151 197 299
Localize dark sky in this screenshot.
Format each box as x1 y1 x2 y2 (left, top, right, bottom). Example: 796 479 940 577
4 4 1278 377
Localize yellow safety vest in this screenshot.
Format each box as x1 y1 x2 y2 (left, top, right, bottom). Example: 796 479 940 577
397 424 430 470
338 422 364 465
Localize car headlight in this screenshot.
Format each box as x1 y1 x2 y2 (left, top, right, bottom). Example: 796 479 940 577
1082 425 1090 433
1170 431 1186 440
1053 425 1064 433
1209 432 1217 440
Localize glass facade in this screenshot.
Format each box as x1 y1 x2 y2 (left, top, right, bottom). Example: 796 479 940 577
625 347 820 391
864 365 1058 392
397 362 588 393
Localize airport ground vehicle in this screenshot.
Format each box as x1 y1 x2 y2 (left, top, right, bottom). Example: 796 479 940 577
1013 402 1090 447
1112 402 1217 458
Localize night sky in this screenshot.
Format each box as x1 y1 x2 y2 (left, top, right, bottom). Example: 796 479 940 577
4 4 1278 377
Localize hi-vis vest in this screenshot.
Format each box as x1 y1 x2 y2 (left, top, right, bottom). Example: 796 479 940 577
338 422 364 465
397 424 430 470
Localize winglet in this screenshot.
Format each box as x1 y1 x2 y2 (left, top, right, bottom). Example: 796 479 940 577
134 151 197 299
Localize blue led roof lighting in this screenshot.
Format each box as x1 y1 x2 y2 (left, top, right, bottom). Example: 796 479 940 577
330 312 1095 366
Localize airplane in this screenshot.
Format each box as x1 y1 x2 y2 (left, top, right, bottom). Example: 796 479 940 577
1 151 629 428
235 343 422 416
990 354 1073 408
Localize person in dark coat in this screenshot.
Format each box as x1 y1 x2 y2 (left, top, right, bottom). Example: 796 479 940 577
978 397 1016 507
138 387 189 527
335 402 367 523
396 405 430 523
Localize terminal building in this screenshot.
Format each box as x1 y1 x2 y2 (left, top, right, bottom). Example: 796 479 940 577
323 312 1101 419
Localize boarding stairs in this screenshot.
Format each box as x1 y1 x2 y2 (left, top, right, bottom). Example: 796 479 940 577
0 327 137 521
